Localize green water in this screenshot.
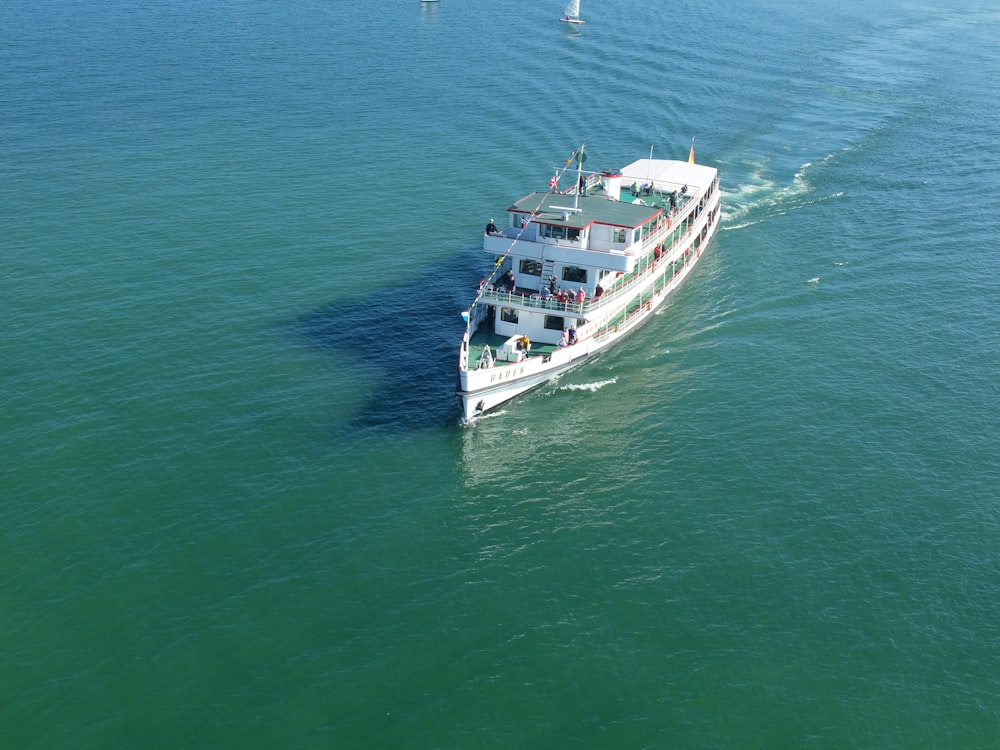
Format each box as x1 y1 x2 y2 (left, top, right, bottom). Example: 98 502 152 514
3 0 999 746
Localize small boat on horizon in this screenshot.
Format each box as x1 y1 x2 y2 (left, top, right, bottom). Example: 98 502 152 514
559 0 585 24
457 143 721 422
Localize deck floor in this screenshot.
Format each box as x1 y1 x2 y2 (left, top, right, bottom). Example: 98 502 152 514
467 330 558 369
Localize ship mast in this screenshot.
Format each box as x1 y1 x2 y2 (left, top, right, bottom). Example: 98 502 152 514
573 144 585 210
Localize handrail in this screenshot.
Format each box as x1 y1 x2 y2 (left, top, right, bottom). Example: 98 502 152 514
479 192 716 315
479 222 700 315
492 191 697 254
492 230 630 258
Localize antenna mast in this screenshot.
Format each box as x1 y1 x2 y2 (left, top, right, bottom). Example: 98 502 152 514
573 144 586 210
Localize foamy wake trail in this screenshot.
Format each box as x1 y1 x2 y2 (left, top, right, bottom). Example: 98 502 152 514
559 377 618 393
721 150 847 230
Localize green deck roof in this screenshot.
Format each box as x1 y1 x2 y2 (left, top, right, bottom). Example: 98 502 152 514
508 191 664 230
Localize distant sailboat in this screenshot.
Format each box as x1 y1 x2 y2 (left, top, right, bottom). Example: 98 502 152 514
559 0 585 24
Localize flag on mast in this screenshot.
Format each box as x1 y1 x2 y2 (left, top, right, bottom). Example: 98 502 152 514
688 136 696 164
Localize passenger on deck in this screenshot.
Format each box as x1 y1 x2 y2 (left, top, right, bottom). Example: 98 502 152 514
548 275 558 294
540 286 551 302
576 287 586 303
502 269 516 293
568 328 578 345
593 284 604 300
558 329 569 348
478 345 494 369
485 218 499 235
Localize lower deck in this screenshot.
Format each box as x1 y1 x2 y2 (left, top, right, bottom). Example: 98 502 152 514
465 293 649 371
466 330 558 369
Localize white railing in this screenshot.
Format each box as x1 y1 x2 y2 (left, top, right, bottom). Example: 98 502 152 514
478 193 717 316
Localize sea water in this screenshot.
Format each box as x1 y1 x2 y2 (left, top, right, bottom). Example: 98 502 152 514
3 0 999 746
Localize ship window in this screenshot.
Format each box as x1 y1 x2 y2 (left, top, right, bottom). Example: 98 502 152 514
562 266 587 284
519 259 542 276
500 307 518 323
567 228 581 242
544 315 565 331
540 224 566 240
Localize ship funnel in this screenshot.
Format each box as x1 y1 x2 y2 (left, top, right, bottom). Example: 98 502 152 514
600 171 622 201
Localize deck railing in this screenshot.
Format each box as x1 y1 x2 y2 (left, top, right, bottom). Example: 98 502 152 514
479 222 698 317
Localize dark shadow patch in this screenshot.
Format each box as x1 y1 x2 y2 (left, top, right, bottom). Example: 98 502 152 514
294 254 485 435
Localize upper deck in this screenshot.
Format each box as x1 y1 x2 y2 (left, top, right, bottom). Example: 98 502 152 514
483 159 718 270
617 158 717 202
507 190 663 231
506 157 716 229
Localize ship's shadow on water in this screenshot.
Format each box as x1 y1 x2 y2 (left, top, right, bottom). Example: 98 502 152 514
295 264 478 435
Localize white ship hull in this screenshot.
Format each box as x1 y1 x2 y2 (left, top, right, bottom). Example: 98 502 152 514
457 145 720 422
458 236 708 422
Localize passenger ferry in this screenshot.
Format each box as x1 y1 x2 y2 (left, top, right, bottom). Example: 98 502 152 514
457 144 720 422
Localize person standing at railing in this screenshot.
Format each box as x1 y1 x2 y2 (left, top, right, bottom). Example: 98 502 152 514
501 269 516 293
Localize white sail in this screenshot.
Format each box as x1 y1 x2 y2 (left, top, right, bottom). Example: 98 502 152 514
563 0 580 19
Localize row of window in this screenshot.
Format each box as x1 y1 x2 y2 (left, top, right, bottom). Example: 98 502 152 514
535 223 636 245
538 224 582 242
517 259 588 284
512 181 720 287
501 307 568 331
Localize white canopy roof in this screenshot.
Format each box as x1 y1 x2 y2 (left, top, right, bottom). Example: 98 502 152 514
618 159 716 193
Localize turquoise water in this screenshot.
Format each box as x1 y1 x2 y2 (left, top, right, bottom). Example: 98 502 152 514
4 0 999 746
